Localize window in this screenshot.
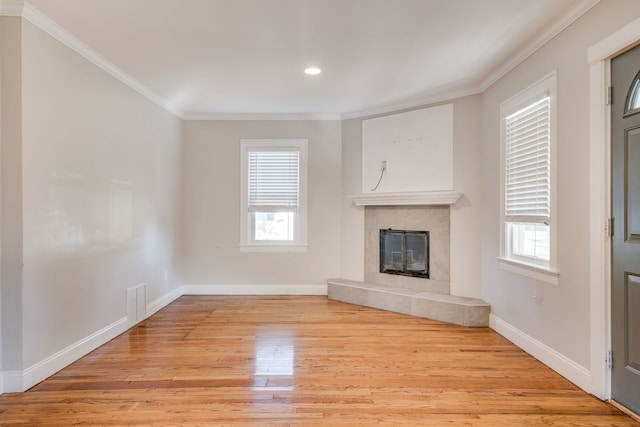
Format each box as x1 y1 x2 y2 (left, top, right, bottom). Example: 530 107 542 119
625 69 640 116
500 71 558 283
240 139 308 252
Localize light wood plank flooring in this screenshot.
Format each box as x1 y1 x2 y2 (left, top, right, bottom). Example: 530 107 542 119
0 296 636 426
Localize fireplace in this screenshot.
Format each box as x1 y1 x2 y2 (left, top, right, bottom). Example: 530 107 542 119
364 206 448 294
380 229 429 278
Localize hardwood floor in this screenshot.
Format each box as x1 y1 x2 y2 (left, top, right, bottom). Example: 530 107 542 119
0 295 636 426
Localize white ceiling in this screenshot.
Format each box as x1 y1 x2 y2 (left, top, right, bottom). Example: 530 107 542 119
24 0 596 118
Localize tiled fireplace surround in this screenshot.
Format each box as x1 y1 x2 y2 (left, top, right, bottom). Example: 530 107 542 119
365 206 449 293
328 204 490 327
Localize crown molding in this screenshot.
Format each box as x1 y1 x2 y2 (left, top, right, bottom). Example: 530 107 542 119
16 2 183 119
182 112 341 121
0 0 23 16
479 0 600 92
340 86 481 120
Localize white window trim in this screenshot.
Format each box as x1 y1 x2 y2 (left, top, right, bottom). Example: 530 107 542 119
239 139 308 252
499 70 558 284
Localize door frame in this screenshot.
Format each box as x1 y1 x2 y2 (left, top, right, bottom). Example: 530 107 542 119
588 17 640 401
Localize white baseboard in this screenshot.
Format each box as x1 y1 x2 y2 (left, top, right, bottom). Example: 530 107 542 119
182 284 328 295
147 286 183 317
490 314 594 395
2 285 184 393
13 316 130 393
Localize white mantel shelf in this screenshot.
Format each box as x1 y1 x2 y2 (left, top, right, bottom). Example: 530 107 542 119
348 190 462 206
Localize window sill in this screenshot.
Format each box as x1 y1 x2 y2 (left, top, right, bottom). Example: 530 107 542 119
497 257 559 285
239 244 308 253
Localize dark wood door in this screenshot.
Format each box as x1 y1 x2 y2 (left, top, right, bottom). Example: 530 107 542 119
611 44 640 414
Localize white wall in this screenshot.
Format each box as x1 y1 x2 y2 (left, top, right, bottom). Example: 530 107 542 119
0 17 3 394
0 16 23 378
9 20 183 375
340 118 365 282
340 95 484 298
481 0 640 375
451 96 483 298
182 120 342 289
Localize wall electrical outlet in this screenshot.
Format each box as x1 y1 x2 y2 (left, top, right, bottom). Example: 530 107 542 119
381 160 387 172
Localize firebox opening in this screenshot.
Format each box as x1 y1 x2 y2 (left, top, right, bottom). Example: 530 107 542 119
380 229 429 279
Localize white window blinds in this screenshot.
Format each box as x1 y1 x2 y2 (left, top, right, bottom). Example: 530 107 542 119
248 150 300 212
505 97 550 223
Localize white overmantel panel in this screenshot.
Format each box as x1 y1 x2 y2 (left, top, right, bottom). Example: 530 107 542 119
348 190 462 207
362 104 453 194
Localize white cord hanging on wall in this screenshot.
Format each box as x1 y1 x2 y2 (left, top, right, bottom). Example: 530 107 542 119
370 161 387 191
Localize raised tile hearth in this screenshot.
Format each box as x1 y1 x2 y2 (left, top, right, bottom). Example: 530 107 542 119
328 278 490 327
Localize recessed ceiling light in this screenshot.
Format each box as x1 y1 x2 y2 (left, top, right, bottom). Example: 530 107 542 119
304 67 322 75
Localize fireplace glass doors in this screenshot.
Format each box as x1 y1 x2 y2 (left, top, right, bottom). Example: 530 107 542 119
379 229 429 278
